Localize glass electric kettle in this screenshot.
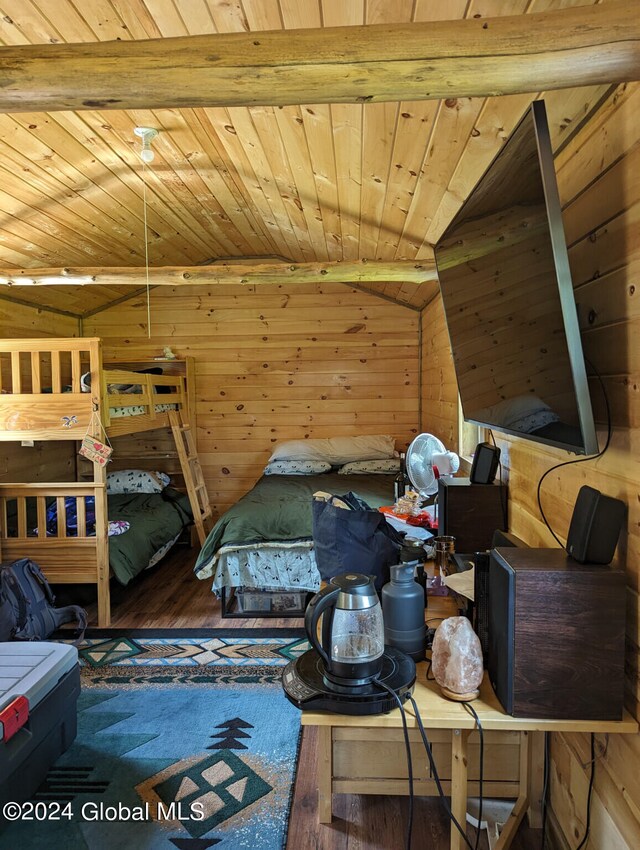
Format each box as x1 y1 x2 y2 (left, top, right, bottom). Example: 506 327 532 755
304 573 384 688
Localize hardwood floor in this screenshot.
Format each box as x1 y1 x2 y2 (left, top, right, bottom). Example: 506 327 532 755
78 544 305 629
70 546 544 850
288 726 544 850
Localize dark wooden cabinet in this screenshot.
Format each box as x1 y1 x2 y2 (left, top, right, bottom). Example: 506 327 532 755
437 477 507 553
488 547 626 719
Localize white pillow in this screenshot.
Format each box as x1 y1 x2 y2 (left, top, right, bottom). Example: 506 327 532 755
268 435 395 466
106 469 168 494
264 460 332 476
338 459 401 475
473 395 552 429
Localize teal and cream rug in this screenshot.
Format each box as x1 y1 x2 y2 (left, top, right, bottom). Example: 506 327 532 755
1 630 308 850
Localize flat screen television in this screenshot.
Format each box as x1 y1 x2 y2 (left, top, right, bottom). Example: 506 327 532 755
433 100 598 455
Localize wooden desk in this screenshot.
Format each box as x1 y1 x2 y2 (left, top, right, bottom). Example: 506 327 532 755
301 672 638 850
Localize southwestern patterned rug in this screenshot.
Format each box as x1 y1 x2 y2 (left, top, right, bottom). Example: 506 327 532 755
1 629 309 850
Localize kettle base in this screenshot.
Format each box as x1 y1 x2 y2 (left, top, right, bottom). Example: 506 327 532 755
282 646 416 716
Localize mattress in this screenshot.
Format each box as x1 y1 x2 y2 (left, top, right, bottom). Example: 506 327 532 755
195 472 395 588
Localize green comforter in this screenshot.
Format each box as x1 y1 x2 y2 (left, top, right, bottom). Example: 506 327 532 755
108 488 192 586
194 472 394 578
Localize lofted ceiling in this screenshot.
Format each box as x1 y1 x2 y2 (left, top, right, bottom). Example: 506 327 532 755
0 0 614 318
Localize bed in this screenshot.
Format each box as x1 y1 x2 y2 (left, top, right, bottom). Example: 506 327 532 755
1 486 193 587
194 471 396 612
0 337 207 626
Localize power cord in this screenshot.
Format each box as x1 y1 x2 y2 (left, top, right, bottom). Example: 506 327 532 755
374 679 414 850
462 701 484 850
541 732 549 850
576 734 596 850
488 429 509 531
408 695 475 850
540 732 595 850
536 359 611 549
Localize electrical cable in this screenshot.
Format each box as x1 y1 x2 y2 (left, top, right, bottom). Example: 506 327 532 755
540 732 595 850
540 732 549 850
408 695 475 850
374 679 414 850
141 158 152 339
462 701 484 850
575 734 596 850
536 360 612 550
488 429 509 530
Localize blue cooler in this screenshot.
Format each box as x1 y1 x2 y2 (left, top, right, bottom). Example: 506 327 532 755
0 642 80 808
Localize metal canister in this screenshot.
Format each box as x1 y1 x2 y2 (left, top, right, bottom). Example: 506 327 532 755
433 535 456 574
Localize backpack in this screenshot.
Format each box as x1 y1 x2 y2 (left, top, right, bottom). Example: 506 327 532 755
0 558 87 643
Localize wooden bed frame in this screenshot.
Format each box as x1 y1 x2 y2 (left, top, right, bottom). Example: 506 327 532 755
0 337 200 627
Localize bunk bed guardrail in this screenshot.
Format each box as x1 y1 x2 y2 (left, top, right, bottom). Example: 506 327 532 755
0 338 186 440
0 482 108 585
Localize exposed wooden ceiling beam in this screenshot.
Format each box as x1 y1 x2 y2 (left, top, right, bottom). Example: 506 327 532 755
0 3 638 113
0 261 437 287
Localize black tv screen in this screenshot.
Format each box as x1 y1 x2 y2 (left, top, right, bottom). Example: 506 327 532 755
433 101 598 455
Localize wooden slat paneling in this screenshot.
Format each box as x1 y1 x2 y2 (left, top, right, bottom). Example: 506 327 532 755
420 81 640 850
85 281 419 518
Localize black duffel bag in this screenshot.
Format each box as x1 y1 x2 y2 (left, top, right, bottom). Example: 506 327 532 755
311 492 402 591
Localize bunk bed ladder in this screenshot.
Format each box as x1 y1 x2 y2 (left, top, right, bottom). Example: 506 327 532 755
168 410 212 546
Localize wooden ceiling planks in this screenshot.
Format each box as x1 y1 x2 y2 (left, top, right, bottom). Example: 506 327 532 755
0 0 614 318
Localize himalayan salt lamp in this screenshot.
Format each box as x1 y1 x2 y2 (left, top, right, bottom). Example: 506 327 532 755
431 616 484 701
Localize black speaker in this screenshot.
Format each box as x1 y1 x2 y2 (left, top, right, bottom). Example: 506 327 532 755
470 442 501 484
474 533 527 669
437 478 507 553
473 552 491 668
566 485 626 565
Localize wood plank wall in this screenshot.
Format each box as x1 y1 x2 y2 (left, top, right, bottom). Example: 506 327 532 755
421 82 640 849
84 282 419 517
0 302 79 482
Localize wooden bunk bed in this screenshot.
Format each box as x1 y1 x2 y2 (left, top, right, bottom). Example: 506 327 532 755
0 337 212 627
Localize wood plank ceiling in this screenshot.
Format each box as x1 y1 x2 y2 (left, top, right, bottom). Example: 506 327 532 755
0 0 610 318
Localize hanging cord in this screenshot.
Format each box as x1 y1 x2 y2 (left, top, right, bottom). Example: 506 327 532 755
142 158 152 338
488 429 508 530
541 732 550 850
374 680 414 850
536 359 612 549
540 732 596 850
408 695 475 850
462 701 484 850
575 734 596 850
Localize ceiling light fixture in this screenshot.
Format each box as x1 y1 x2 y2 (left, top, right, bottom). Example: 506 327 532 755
134 126 159 163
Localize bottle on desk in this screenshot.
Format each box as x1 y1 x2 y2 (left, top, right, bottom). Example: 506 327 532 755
382 563 426 662
393 452 411 503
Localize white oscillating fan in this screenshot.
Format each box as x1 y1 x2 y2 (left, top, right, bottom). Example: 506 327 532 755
405 433 460 498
